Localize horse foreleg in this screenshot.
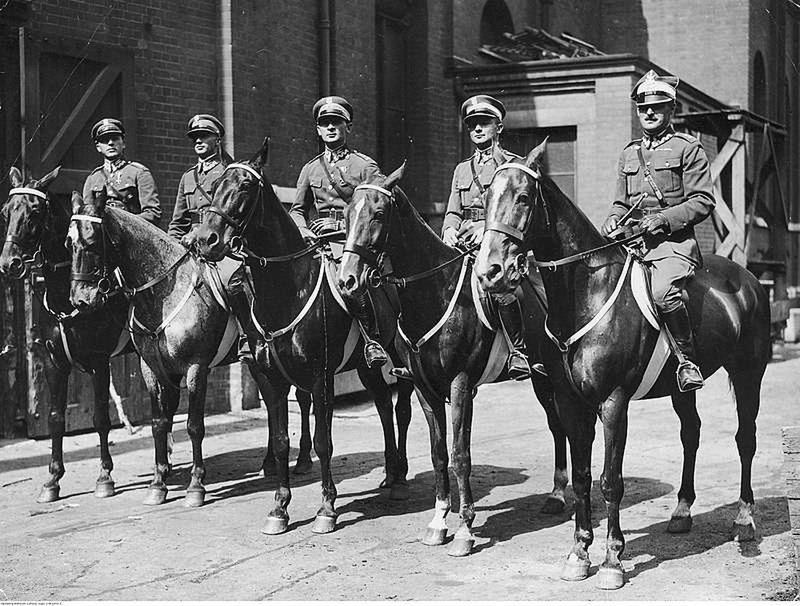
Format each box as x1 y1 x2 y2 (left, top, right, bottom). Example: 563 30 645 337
311 373 338 534
418 391 451 546
294 389 313 475
90 361 115 498
141 361 180 506
395 379 414 500
532 373 568 513
184 364 209 507
37 352 70 503
557 392 596 583
596 389 630 590
730 366 764 542
261 377 292 535
667 390 699 534
356 362 406 498
448 373 476 557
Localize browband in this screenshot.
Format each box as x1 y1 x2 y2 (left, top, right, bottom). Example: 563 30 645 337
71 214 103 223
354 184 393 198
493 163 539 180
226 162 263 182
9 187 47 200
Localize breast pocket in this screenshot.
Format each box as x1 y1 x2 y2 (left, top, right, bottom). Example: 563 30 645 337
622 161 641 194
652 155 682 193
456 175 479 207
308 175 325 196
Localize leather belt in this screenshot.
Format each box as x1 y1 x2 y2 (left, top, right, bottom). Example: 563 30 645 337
462 207 485 221
319 208 345 221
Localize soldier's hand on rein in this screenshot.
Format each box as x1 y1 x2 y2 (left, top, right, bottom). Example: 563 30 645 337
466 225 484 245
442 226 459 247
601 216 618 236
640 212 669 235
299 227 318 243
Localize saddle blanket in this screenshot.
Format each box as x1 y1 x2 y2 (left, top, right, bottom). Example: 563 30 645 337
629 260 671 400
469 266 511 386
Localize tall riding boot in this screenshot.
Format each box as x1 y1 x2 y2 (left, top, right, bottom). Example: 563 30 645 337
662 303 704 392
497 297 532 381
228 284 267 368
352 292 388 369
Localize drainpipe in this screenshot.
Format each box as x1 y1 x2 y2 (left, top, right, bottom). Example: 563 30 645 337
220 0 235 156
318 0 331 97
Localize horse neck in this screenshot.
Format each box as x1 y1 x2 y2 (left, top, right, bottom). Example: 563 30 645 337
245 185 306 258
105 208 185 287
41 194 71 266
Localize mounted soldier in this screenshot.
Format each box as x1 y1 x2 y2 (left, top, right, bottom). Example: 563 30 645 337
289 95 389 369
441 94 533 381
601 70 716 392
84 118 161 226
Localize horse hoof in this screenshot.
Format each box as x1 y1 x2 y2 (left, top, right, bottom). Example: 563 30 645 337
261 516 289 535
94 480 115 499
311 515 337 534
292 459 313 475
422 527 447 546
143 487 167 506
733 523 756 542
560 555 590 581
596 566 625 590
667 515 693 534
37 485 60 503
390 483 409 501
447 537 474 557
184 488 206 508
540 496 566 514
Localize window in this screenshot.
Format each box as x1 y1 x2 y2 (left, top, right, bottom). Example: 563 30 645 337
480 0 514 46
503 126 577 202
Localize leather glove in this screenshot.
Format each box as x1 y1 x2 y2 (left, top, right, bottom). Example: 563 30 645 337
299 226 318 243
601 216 619 236
639 212 669 235
442 226 459 247
465 224 484 245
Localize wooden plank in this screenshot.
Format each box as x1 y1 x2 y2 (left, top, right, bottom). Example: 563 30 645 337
730 124 746 266
709 135 744 181
41 64 121 171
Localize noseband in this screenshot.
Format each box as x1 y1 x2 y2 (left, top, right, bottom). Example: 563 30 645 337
483 163 545 246
4 187 50 276
343 184 394 282
70 213 117 295
202 162 264 252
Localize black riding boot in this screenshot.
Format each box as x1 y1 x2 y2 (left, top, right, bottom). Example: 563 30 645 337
663 303 704 392
229 287 267 368
497 297 532 381
352 292 388 369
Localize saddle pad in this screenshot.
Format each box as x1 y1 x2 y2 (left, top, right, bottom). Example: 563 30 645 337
629 260 670 400
470 266 497 331
322 247 360 372
210 313 240 368
110 324 131 358
476 329 510 387
201 256 244 311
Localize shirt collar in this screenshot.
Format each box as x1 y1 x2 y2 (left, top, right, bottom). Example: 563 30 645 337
642 126 675 149
474 143 497 165
197 154 221 173
104 158 125 173
326 145 350 163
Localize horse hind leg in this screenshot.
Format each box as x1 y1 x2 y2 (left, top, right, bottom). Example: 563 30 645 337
37 348 70 503
667 389 700 534
394 378 414 500
532 374 569 514
90 361 116 498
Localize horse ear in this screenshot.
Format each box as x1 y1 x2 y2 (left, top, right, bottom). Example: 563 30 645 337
383 161 406 190
71 191 82 215
9 166 23 188
525 137 549 172
33 165 61 190
251 137 269 170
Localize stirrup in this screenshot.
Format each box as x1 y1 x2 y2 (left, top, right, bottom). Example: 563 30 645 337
532 363 548 376
507 351 531 381
364 341 388 369
676 360 704 392
389 367 414 381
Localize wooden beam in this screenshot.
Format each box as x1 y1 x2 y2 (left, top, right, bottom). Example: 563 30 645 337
41 64 121 171
712 184 746 242
710 134 745 181
730 123 746 266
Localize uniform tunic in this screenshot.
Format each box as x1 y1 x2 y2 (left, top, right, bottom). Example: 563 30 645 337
83 159 161 226
606 128 715 310
168 157 228 239
442 144 521 235
289 146 381 229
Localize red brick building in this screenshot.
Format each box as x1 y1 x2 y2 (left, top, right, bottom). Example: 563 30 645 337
1 0 796 436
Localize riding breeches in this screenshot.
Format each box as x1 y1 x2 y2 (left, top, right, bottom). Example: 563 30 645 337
649 255 696 314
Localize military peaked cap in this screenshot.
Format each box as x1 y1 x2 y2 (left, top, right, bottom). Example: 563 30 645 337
91 118 125 141
313 96 353 123
631 70 679 105
186 114 224 138
461 94 506 122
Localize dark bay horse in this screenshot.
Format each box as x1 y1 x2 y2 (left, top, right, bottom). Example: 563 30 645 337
474 141 770 589
337 165 568 557
68 188 281 507
0 167 131 502
189 140 414 535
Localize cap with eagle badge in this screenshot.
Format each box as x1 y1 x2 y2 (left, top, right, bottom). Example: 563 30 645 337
461 95 506 123
631 70 679 106
186 114 224 138
91 118 125 141
313 96 353 123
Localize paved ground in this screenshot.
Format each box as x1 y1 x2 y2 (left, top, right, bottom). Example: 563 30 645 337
0 346 798 601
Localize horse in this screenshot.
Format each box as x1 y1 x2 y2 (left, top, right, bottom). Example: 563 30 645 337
67 187 293 507
474 140 770 589
336 164 568 557
0 166 134 503
188 139 414 535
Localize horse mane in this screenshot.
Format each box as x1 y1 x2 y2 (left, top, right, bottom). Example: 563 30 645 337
105 206 186 263
537 166 606 243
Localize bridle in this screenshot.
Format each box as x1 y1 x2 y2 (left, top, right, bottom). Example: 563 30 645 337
203 162 264 254
3 187 52 278
69 211 119 298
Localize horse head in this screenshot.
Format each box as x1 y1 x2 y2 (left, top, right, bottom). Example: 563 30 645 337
0 166 61 278
338 162 405 299
475 138 558 294
68 188 117 312
191 138 269 261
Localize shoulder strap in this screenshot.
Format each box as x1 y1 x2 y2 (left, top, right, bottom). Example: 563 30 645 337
635 145 665 206
318 155 352 203
469 156 486 195
193 166 214 205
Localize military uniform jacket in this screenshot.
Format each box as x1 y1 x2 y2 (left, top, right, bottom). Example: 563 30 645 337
168 158 228 239
289 146 381 229
442 144 522 233
83 159 162 226
607 129 715 263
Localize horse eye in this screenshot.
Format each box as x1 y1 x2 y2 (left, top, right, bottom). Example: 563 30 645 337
518 194 530 205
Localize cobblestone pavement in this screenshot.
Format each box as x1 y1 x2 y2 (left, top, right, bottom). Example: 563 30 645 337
0 346 798 601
